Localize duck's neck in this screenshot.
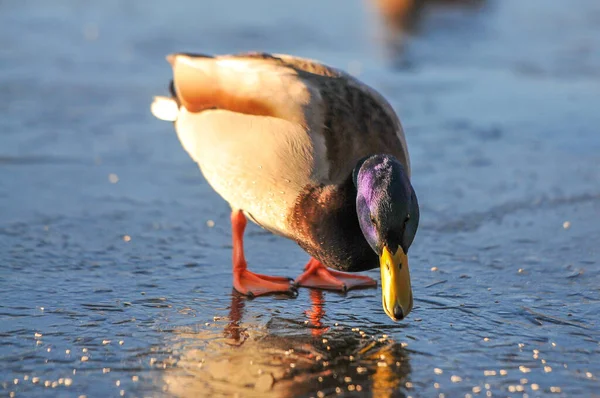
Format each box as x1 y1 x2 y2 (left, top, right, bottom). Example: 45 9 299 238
289 177 378 272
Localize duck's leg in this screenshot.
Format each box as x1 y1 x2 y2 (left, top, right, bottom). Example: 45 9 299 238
294 258 377 292
231 209 295 297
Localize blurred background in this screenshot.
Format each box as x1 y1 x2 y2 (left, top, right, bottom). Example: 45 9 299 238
1 0 599 397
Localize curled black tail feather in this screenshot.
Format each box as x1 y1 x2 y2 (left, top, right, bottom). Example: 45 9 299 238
169 80 181 107
168 80 181 123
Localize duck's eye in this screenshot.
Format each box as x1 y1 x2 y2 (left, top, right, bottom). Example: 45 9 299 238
405 214 411 224
370 215 377 226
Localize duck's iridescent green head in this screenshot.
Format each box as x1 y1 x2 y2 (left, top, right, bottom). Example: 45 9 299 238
353 154 419 321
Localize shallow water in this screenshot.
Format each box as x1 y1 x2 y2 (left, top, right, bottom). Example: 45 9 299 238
1 0 600 397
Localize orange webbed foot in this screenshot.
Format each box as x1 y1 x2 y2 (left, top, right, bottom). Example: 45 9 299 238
230 209 296 297
294 258 377 292
234 268 296 297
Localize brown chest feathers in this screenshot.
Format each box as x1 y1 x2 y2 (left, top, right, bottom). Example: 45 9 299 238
288 177 378 272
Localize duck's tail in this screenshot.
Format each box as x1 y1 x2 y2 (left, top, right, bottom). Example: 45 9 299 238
151 52 306 123
150 54 214 122
151 74 182 122
150 95 179 122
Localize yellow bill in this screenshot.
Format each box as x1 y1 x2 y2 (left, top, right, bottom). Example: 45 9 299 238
380 246 413 321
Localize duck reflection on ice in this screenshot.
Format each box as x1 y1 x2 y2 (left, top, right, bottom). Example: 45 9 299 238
305 290 329 338
165 291 412 397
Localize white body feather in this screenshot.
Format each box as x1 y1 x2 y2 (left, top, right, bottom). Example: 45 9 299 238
152 53 410 236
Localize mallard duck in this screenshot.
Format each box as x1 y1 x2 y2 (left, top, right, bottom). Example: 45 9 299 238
151 52 419 321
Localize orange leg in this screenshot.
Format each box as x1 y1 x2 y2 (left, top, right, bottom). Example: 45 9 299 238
231 210 295 297
294 258 377 292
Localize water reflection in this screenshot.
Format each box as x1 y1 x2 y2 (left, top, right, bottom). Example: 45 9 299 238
305 290 329 337
165 291 411 397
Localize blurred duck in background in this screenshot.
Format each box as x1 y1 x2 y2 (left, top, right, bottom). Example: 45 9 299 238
368 0 485 61
372 0 484 32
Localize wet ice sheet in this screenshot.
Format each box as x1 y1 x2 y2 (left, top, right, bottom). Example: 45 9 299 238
1 0 600 397
2 199 599 397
